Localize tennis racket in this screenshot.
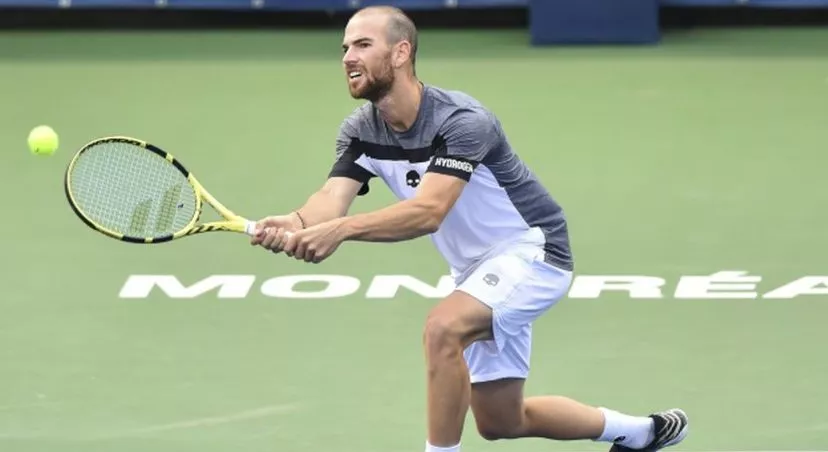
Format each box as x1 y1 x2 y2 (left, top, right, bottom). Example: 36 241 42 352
64 136 270 244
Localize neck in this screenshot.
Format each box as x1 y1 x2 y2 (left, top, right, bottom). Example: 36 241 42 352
374 74 423 132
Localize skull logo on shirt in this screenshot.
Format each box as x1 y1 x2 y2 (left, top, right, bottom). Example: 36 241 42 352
405 170 421 188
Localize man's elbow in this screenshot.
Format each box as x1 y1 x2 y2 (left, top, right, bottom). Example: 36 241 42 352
421 217 441 234
418 202 449 234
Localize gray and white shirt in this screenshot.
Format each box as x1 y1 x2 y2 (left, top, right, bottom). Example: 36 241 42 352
329 84 573 276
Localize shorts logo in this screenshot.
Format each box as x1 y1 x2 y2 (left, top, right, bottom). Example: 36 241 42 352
405 170 421 188
483 273 499 286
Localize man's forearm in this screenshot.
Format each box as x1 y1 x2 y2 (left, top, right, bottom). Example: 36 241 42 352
339 199 442 243
294 189 351 228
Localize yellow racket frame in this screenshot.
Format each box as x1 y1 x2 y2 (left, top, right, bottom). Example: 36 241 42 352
64 136 255 244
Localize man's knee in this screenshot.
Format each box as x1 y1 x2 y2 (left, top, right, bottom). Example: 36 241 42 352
474 413 525 441
471 378 527 441
422 291 493 354
423 311 464 359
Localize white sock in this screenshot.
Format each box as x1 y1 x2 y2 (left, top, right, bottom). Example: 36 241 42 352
425 441 460 452
595 407 655 449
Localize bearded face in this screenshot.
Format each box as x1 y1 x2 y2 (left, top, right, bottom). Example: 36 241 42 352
342 15 400 102
346 50 395 102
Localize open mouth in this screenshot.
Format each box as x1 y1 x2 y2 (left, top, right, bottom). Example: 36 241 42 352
349 71 362 80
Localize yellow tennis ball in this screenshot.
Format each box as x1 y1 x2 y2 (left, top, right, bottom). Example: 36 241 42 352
28 125 59 156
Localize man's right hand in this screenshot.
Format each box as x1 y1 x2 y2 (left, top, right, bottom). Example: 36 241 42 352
249 212 305 251
249 178 362 253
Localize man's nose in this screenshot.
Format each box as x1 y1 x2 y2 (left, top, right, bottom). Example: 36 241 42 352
342 49 358 65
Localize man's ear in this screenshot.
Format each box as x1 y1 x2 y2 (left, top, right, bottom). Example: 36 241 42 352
393 41 411 68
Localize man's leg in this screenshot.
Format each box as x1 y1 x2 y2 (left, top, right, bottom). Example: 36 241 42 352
457 249 689 451
470 378 608 441
421 242 570 452
470 378 660 446
421 243 688 452
421 291 674 452
422 291 493 451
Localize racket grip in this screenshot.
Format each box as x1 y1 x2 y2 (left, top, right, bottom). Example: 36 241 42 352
244 220 257 236
244 220 293 238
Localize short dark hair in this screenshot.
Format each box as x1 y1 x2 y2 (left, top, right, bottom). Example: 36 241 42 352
357 6 418 71
385 8 418 69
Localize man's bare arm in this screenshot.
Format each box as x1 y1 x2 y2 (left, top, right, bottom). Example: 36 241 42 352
292 177 365 228
338 172 466 242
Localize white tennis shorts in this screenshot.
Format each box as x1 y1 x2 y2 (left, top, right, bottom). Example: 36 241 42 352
454 237 573 384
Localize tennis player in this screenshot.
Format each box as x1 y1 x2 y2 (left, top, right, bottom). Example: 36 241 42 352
251 6 688 452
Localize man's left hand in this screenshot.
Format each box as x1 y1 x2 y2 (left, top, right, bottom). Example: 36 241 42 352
283 218 347 264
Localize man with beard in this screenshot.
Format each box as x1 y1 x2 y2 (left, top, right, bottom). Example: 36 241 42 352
250 6 689 452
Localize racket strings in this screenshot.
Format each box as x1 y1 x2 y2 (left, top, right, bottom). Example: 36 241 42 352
67 142 198 238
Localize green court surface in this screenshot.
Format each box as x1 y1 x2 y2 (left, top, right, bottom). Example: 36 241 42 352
1 27 827 452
